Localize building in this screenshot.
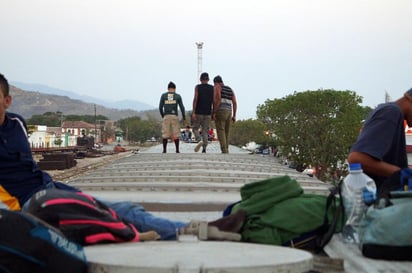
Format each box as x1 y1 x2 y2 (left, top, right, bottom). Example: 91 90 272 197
61 121 102 143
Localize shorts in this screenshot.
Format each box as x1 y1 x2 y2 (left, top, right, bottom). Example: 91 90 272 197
162 115 180 139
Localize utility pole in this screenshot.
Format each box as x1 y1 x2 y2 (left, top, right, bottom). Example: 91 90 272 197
196 42 203 80
94 104 97 143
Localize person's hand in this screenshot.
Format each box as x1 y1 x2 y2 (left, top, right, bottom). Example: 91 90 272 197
191 113 197 121
232 116 236 123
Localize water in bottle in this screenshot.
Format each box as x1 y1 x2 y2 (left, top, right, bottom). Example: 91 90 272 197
341 163 376 244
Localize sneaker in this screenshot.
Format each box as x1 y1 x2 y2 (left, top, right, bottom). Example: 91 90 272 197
194 141 203 152
178 221 241 241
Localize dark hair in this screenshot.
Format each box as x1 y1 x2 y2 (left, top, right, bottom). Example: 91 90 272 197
406 87 412 96
200 72 209 80
0 73 9 97
213 75 223 84
168 81 176 89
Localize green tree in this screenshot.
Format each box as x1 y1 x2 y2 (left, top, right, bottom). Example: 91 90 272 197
54 138 63 147
118 116 161 143
27 112 61 126
27 112 109 126
230 119 268 147
65 114 108 124
256 89 371 182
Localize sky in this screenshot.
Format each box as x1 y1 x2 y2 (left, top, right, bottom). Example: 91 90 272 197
1 0 412 120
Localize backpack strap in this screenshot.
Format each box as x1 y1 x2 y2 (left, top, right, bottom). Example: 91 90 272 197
314 180 344 253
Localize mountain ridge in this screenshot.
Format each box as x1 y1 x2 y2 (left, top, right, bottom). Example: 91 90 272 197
11 81 156 111
8 84 160 121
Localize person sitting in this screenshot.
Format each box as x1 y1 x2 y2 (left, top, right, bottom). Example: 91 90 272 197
182 125 192 143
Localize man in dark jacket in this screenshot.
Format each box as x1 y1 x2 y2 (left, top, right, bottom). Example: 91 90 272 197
159 81 186 153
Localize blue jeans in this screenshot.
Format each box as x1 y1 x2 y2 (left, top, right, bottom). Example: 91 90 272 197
23 181 187 240
103 201 188 240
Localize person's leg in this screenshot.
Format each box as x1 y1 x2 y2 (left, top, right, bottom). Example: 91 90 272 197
161 117 171 153
200 115 211 152
170 116 181 153
224 110 232 153
191 116 201 141
174 139 180 153
106 201 187 240
214 111 226 153
162 138 168 153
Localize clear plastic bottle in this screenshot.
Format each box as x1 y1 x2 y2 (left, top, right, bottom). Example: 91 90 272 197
341 163 376 244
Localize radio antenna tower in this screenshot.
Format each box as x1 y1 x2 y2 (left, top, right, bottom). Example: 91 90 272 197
196 42 204 80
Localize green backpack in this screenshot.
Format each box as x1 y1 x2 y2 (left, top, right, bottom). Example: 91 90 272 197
230 176 344 252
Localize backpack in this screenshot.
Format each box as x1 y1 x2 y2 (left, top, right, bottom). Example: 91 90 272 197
25 188 140 245
284 182 345 252
227 176 344 253
0 209 87 273
359 169 412 260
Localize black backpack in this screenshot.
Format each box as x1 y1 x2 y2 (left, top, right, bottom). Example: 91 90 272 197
0 209 87 273
26 188 140 245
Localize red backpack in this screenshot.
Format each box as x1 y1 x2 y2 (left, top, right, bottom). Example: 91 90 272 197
26 188 140 245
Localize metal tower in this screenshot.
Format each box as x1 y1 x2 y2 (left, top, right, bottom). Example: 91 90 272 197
196 42 203 80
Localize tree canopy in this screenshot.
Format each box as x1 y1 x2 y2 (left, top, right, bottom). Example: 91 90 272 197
117 116 161 143
26 112 108 127
256 89 372 181
230 119 269 147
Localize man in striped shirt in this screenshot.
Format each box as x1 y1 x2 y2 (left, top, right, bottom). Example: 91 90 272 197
212 75 237 154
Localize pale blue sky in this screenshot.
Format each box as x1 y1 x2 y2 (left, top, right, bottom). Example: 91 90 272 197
1 0 412 119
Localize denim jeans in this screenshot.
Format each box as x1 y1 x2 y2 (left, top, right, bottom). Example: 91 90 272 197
104 201 188 240
23 182 188 241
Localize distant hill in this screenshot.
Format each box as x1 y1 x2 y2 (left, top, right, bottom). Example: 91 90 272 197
8 85 161 121
11 81 155 112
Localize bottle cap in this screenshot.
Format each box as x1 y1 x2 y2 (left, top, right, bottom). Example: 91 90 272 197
349 163 362 171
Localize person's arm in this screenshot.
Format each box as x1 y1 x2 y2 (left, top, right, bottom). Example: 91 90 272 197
178 96 186 121
212 84 221 120
231 90 237 123
348 151 401 178
159 95 164 118
191 86 198 120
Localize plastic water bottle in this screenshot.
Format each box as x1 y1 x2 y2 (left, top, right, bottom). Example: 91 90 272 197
341 163 376 244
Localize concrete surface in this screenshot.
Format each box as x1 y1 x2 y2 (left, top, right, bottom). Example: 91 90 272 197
69 142 325 272
86 241 313 273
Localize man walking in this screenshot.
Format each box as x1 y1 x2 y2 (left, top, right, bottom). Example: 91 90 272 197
159 81 186 153
192 72 214 153
212 75 237 154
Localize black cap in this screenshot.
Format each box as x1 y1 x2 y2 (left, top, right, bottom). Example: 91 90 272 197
213 75 223 83
168 81 176 89
200 72 209 80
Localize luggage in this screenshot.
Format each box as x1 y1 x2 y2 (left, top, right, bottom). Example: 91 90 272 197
0 209 87 273
228 176 344 252
25 188 140 245
359 169 412 260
